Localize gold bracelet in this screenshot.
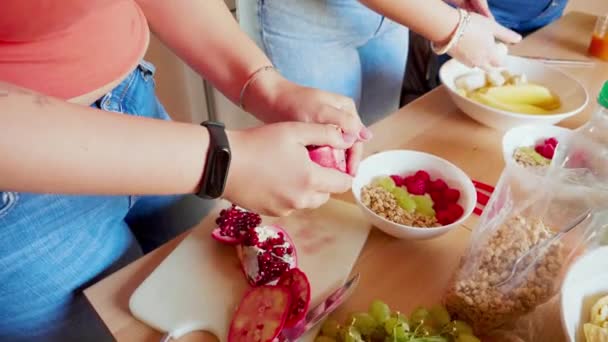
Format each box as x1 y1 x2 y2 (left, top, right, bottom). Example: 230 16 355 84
238 65 276 111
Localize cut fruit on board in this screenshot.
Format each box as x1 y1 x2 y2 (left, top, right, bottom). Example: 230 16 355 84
277 268 311 328
128 199 372 342
227 285 292 342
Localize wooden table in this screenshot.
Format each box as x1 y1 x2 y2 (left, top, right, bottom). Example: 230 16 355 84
85 8 608 342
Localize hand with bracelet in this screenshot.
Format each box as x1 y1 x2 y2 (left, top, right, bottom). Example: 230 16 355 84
358 0 522 70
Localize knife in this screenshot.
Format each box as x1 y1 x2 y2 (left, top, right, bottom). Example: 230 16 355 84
275 273 360 342
515 55 595 67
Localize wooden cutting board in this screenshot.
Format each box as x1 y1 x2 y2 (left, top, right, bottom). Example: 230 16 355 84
129 199 371 341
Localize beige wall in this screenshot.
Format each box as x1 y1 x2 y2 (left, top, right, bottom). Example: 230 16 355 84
143 34 208 124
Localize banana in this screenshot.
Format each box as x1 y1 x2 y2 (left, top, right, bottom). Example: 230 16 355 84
454 72 486 92
591 295 608 327
486 69 507 87
485 84 559 109
468 91 552 115
584 323 608 342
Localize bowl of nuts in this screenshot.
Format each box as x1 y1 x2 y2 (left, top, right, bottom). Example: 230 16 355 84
352 150 476 240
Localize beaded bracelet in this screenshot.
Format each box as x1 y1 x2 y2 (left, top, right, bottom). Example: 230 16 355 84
431 8 472 55
238 65 276 111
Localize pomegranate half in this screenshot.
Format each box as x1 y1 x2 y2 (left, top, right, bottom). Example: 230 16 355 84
211 205 261 245
277 268 311 328
307 145 347 173
236 225 298 287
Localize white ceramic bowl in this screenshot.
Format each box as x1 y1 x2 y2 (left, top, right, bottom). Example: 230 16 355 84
561 246 608 342
502 124 574 169
439 55 589 131
351 150 476 240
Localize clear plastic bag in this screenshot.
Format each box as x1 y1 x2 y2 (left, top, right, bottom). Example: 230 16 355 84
442 131 608 336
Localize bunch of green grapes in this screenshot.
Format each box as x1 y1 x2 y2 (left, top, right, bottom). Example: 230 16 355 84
314 300 479 342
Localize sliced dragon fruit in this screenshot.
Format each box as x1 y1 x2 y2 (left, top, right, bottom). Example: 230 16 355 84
228 285 292 342
211 204 261 245
277 268 311 328
237 225 298 287
307 145 347 173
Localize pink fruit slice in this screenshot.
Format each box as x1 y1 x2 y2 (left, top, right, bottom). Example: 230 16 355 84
228 285 292 342
237 225 298 287
211 205 262 245
307 146 347 173
277 268 311 328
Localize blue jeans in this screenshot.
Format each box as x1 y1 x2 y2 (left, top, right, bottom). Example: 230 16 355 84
253 0 409 126
0 61 213 341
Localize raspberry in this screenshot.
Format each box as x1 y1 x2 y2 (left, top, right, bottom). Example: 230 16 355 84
390 175 405 187
429 191 443 203
428 179 448 192
443 188 461 203
436 210 453 225
414 170 431 182
405 177 426 195
447 203 464 220
544 137 558 147
536 143 555 159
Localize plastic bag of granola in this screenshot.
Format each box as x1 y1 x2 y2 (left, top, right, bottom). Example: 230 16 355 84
442 131 608 337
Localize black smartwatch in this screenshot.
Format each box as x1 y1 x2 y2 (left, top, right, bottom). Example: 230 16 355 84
197 120 231 199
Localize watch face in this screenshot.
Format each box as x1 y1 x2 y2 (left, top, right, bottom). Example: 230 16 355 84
207 147 231 198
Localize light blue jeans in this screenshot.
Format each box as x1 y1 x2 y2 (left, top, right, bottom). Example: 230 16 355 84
252 0 409 126
0 61 213 341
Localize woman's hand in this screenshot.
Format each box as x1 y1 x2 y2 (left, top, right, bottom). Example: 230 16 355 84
224 122 356 216
241 68 370 176
445 0 493 18
447 12 521 69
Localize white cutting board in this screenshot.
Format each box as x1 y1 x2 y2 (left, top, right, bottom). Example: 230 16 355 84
129 199 371 341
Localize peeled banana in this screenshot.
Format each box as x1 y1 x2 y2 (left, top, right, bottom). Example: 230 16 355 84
454 67 561 115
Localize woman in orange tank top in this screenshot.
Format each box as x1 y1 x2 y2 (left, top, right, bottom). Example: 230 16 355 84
0 1 372 340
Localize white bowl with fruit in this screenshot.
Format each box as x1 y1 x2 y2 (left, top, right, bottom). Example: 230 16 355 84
560 246 608 342
502 124 573 170
439 55 588 131
352 150 476 240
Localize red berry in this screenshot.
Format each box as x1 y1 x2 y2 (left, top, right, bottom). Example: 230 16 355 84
429 191 443 203
542 144 555 159
443 188 460 203
436 210 453 225
534 144 545 155
447 203 464 220
414 170 431 182
544 137 558 147
404 175 417 184
428 179 448 192
405 177 427 195
390 175 405 187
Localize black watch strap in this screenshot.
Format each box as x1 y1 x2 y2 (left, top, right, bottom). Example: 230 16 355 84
197 121 231 199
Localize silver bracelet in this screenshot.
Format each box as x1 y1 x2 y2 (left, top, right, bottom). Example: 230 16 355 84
431 8 471 55
238 65 276 111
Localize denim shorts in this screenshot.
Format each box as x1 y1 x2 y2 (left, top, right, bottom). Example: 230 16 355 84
488 0 568 35
249 0 409 126
0 60 211 341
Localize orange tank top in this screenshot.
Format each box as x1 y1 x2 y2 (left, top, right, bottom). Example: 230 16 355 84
0 0 149 101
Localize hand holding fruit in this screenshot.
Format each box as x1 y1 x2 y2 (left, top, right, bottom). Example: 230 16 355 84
447 12 521 70
240 69 369 176
225 122 355 217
